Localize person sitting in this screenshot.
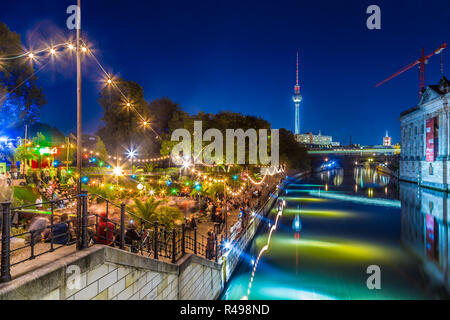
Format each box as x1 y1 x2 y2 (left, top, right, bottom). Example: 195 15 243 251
95 212 115 245
52 213 71 244
26 216 49 244
125 221 141 253
35 196 43 209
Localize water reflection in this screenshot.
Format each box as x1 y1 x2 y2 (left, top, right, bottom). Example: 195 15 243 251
318 164 398 200
222 170 450 300
319 168 343 187
354 165 390 189
400 182 450 294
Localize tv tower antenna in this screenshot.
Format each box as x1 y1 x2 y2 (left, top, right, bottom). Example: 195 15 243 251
293 51 303 135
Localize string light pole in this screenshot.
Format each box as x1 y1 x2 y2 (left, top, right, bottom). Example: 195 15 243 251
76 0 84 249
224 179 228 241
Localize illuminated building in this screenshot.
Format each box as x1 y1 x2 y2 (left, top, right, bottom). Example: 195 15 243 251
292 51 302 135
399 76 450 191
383 131 392 146
296 131 340 147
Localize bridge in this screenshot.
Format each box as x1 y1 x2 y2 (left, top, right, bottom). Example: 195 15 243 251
307 147 400 173
308 147 400 156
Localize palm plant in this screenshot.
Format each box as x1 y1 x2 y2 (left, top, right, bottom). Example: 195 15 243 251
155 205 183 229
144 163 155 173
131 197 166 228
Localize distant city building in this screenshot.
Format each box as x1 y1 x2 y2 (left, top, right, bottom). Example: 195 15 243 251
383 131 392 146
400 76 450 191
296 131 340 147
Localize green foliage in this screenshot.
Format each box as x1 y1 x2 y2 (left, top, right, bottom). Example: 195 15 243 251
155 205 183 229
203 183 223 200
278 128 310 171
93 136 108 160
143 163 156 173
32 132 50 147
97 78 156 156
0 22 46 130
87 185 118 200
130 198 182 229
160 111 272 164
130 197 166 228
14 144 37 162
13 186 38 205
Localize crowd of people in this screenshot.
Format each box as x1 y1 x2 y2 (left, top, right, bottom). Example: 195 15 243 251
183 186 264 260
13 170 271 262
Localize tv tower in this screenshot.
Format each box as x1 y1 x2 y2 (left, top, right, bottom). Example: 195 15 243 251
293 51 302 135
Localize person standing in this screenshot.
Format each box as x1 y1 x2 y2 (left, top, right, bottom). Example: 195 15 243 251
206 230 215 260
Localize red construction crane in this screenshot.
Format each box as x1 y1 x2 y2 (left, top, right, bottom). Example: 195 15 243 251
375 43 447 99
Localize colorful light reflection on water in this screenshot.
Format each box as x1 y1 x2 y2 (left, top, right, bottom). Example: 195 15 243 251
222 167 449 300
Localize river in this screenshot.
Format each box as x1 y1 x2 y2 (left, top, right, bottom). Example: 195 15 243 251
221 163 449 300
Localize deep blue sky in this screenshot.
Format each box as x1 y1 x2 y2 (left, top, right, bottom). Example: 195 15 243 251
2 0 449 145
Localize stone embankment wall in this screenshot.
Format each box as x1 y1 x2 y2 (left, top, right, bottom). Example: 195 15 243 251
0 246 221 300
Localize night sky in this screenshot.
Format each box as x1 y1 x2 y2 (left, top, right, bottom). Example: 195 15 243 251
2 0 449 145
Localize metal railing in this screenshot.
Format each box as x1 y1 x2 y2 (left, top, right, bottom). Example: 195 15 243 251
0 191 223 283
1 194 82 283
0 180 284 283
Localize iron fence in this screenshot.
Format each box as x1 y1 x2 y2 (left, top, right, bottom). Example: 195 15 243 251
0 181 284 283
1 191 223 283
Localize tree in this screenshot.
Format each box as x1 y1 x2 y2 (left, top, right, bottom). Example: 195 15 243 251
97 78 156 157
0 22 46 134
150 98 191 157
13 143 37 167
32 132 49 147
161 110 272 166
93 136 108 160
149 98 188 135
278 128 310 171
203 182 224 200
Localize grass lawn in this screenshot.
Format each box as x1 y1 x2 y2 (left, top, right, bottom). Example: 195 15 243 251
13 186 39 205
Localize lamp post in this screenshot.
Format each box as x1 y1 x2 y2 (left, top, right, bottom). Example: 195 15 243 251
224 179 228 241
66 136 70 172
75 0 83 250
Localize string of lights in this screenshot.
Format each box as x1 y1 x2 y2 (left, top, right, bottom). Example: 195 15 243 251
0 39 159 139
0 41 69 61
243 200 285 299
80 39 160 139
